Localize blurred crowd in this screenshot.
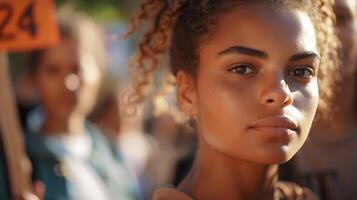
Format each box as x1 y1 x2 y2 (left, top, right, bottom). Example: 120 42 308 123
0 0 356 200
1 5 196 200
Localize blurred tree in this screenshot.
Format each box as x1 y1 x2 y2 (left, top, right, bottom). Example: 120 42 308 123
55 0 139 23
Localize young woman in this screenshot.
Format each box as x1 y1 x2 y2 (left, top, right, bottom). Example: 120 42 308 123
126 0 339 199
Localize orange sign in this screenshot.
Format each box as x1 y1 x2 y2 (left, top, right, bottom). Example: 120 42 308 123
0 0 59 51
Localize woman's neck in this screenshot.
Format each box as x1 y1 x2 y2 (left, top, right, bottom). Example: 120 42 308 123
178 138 278 200
41 112 86 136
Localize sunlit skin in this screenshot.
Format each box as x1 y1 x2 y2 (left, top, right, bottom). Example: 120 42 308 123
33 37 101 135
176 3 319 200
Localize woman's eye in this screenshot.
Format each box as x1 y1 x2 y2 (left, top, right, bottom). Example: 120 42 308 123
228 64 255 75
289 67 315 78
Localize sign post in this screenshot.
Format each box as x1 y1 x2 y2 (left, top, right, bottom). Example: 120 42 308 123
0 52 32 198
0 0 59 198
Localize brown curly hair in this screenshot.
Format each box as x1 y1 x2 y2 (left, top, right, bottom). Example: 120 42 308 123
126 0 340 119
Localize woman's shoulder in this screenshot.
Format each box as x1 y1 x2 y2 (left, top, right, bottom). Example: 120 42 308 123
276 181 319 200
153 188 194 200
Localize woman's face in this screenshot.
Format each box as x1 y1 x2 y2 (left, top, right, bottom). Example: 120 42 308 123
177 3 319 164
33 38 101 121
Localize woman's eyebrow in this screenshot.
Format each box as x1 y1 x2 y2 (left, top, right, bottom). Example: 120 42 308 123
218 45 268 59
289 51 320 61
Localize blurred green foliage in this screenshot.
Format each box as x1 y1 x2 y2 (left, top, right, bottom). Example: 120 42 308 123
55 0 139 23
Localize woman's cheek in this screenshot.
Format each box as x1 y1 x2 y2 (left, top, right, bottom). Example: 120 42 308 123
293 80 319 134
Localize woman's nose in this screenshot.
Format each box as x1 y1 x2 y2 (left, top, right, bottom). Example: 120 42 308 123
260 75 293 107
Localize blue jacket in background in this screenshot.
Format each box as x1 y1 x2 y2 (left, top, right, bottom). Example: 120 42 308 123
25 122 139 200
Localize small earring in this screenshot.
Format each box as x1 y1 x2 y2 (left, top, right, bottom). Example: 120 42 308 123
188 115 197 128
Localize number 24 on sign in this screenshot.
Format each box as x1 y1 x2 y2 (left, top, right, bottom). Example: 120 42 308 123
0 0 59 52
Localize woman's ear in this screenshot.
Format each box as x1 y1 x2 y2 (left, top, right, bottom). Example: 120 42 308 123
176 70 197 117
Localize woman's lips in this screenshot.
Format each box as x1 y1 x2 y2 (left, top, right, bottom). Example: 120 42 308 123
249 116 298 140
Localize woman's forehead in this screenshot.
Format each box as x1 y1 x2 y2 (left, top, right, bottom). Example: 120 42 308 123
201 3 317 59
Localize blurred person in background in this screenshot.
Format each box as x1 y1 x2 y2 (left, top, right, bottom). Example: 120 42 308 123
89 86 122 142
88 85 144 199
23 8 139 200
95 87 196 199
279 0 357 199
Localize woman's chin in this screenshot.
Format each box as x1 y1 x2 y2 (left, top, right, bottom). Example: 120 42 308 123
252 144 297 165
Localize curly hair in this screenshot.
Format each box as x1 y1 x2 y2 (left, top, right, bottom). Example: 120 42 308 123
126 0 340 119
